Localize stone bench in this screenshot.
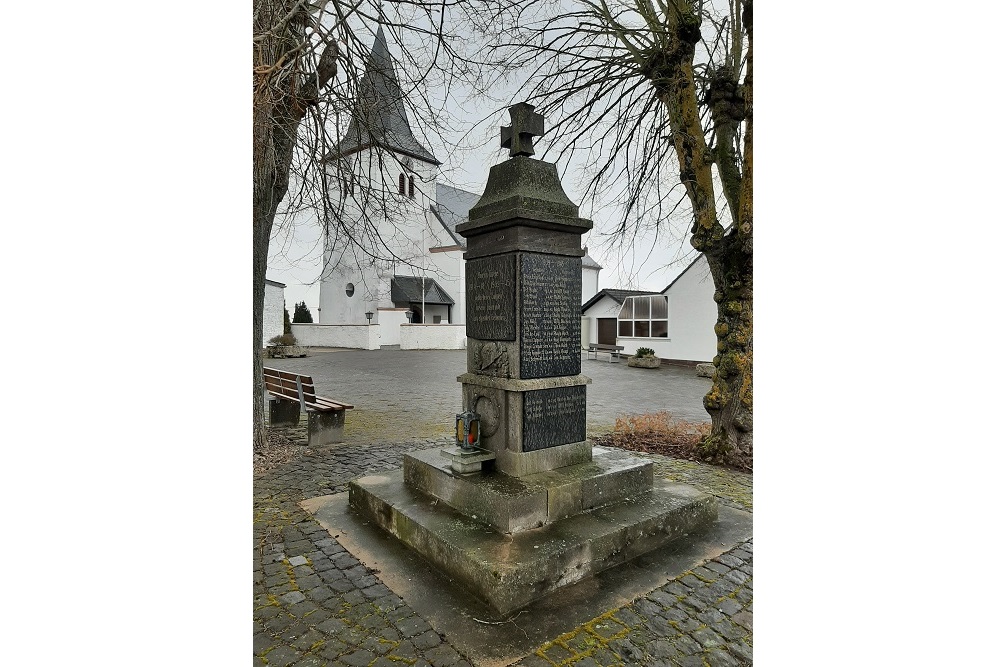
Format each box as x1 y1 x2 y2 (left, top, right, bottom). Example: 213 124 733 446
263 366 353 446
586 343 625 362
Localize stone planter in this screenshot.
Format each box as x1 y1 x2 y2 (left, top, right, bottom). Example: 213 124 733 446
627 355 661 369
696 363 716 378
265 345 307 359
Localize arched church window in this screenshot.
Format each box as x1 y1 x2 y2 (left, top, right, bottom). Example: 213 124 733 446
408 175 415 199
398 173 406 194
346 283 355 297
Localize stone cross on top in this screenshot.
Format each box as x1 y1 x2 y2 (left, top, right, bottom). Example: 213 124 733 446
500 102 544 158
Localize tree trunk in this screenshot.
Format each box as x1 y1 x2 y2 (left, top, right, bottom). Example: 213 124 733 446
700 241 752 461
253 0 305 451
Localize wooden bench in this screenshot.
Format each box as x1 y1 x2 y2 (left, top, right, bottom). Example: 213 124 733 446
263 366 354 446
586 343 625 362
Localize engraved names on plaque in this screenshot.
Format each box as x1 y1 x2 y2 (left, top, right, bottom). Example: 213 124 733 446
519 253 582 379
466 254 517 341
522 386 588 451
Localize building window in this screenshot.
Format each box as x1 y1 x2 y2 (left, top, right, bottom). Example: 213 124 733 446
342 174 354 195
398 173 406 194
618 295 668 338
408 175 415 199
346 283 355 297
433 315 441 324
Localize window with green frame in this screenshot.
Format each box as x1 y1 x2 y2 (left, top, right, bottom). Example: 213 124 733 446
617 295 668 338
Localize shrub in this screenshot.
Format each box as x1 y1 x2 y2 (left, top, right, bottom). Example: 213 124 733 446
635 347 656 358
292 301 313 323
268 333 297 346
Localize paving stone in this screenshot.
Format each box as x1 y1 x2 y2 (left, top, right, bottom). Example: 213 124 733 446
262 646 302 667
675 654 708 667
675 617 700 633
296 574 324 591
705 648 743 667
341 649 377 666
679 574 702 588
634 597 664 617
281 591 307 605
290 628 326 651
724 570 749 586
731 611 752 631
288 600 320 618
679 595 708 613
592 618 626 639
615 607 644 627
424 644 463 666
692 627 724 650
717 553 744 568
662 607 689 623
307 586 335 604
664 581 691 596
729 640 753 664
716 620 747 642
646 614 680 638
265 573 291 587
692 566 717 581
704 561 731 575
318 640 349 660
514 655 550 667
648 589 680 608
648 639 680 659
361 635 396 655
253 633 275 656
390 640 418 661
540 644 573 664
672 634 701 656
717 598 743 616
697 608 726 625
293 564 315 576
412 630 442 650
395 615 433 638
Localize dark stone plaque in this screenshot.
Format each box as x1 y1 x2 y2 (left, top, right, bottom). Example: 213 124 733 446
466 255 517 341
522 386 587 451
520 253 582 378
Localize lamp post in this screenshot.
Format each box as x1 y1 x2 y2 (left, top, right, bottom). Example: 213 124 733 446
365 311 373 324
405 310 413 323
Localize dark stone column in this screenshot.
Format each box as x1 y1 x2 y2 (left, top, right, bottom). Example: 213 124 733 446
457 154 594 477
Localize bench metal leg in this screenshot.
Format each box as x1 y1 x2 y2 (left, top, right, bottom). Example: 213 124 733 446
308 410 346 446
269 398 301 426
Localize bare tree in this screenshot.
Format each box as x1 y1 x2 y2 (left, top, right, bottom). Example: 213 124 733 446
467 0 753 463
253 1 480 451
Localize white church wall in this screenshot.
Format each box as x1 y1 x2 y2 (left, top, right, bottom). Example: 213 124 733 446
263 282 285 346
290 323 380 350
400 324 466 350
377 309 410 345
582 266 600 303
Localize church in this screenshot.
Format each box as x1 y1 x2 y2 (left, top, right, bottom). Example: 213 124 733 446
304 27 601 349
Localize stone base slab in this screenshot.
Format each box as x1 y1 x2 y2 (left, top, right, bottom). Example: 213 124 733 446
348 470 717 615
405 446 653 534
493 439 592 477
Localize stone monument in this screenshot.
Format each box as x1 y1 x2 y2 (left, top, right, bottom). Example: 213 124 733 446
349 103 717 615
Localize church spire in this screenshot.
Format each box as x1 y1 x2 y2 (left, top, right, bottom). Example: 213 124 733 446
331 26 440 165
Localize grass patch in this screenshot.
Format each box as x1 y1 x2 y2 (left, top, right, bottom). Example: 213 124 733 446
594 411 751 473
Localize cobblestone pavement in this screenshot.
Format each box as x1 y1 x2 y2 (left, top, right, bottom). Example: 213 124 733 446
256 350 751 666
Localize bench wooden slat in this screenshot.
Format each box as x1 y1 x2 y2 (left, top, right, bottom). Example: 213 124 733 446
263 367 353 412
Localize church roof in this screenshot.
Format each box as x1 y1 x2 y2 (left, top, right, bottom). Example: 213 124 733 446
581 288 659 313
329 27 441 166
431 183 481 247
582 252 602 269
391 275 455 305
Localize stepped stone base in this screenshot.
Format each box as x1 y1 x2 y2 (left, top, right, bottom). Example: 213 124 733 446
404 446 653 534
348 466 717 615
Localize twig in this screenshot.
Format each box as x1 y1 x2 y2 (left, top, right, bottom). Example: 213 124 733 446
472 611 525 625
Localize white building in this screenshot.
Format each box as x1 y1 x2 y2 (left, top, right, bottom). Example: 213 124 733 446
297 26 601 350
262 279 286 347
581 254 716 364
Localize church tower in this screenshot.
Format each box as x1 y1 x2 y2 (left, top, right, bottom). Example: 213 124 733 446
318 27 462 327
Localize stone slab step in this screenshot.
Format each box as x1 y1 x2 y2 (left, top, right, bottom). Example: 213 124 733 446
348 469 717 615
404 446 654 534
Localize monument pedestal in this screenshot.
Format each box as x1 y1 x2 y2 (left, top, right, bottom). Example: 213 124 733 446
349 455 717 615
